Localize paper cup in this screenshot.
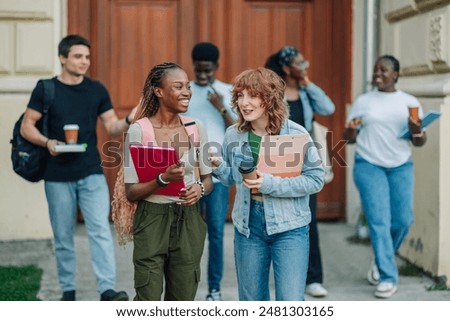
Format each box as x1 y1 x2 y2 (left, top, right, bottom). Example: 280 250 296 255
408 106 419 122
63 124 79 144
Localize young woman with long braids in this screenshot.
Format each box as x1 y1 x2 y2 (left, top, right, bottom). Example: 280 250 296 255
211 67 324 300
123 62 213 300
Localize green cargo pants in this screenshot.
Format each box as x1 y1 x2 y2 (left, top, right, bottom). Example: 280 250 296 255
132 201 206 301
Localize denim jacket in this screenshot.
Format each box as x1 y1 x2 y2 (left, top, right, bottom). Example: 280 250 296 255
299 82 335 132
213 119 325 237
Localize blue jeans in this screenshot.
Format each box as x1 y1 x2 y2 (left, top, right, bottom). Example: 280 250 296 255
234 200 309 301
45 174 116 294
307 193 324 285
353 154 414 284
200 182 229 292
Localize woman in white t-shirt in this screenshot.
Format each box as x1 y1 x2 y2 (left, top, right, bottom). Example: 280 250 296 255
344 55 426 299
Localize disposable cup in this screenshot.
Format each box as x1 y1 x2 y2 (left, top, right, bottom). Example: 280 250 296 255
408 106 419 122
63 124 79 144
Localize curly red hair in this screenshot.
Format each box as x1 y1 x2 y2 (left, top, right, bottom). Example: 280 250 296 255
232 67 288 134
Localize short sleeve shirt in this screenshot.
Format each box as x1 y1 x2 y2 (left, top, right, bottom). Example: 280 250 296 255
27 77 113 181
124 118 212 204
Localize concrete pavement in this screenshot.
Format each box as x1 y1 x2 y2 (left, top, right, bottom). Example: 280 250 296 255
1 221 449 301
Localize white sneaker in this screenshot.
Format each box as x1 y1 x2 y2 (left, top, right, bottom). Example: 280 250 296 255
206 289 222 301
374 281 397 298
305 283 328 297
367 261 380 285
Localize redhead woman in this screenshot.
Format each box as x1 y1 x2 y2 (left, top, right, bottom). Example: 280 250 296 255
212 67 324 300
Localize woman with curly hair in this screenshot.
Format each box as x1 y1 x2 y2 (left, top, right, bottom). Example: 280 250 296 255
124 62 213 300
211 67 324 300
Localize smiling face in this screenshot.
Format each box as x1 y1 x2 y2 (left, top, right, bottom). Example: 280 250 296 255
372 58 398 92
59 44 90 77
237 89 268 125
155 68 192 113
193 61 217 86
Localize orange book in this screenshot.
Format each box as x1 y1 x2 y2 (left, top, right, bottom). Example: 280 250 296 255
129 144 185 196
256 134 309 178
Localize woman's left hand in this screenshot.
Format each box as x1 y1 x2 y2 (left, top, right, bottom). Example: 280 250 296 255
179 183 202 206
242 170 264 189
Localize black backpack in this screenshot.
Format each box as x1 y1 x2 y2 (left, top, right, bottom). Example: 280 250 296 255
10 79 54 182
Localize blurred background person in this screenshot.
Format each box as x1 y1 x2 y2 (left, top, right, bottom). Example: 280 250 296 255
183 42 237 301
344 55 426 298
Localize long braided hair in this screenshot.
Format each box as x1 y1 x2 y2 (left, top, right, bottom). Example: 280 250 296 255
134 62 183 120
112 62 182 245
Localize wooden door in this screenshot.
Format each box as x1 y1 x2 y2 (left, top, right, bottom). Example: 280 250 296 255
68 0 352 221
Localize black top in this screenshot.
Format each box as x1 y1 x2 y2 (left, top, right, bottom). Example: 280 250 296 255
27 77 113 181
287 98 305 127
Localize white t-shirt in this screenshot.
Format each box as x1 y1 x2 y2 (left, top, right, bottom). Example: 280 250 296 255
124 119 211 204
183 79 236 148
347 89 423 168
184 79 237 183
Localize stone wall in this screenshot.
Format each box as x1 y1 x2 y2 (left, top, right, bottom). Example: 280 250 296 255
0 0 66 240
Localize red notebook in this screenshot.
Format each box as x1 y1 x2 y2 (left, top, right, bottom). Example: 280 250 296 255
129 144 185 196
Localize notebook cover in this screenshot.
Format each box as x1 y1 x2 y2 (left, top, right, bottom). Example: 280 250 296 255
129 144 185 196
256 134 310 177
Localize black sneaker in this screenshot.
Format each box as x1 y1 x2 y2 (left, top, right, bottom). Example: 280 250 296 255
61 290 76 301
100 289 129 301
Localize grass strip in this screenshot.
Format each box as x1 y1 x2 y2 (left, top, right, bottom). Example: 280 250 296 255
0 265 42 301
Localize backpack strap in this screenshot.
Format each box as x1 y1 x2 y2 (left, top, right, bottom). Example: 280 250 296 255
40 79 55 137
135 118 155 145
179 115 199 146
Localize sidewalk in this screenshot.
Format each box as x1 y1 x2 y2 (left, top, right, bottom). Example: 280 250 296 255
2 221 449 301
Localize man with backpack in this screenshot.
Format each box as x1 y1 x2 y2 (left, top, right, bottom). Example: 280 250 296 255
20 34 135 301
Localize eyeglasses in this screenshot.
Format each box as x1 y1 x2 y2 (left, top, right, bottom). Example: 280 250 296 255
292 60 310 71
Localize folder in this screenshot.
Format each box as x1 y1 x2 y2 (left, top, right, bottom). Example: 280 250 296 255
399 110 442 139
256 134 310 177
129 144 185 196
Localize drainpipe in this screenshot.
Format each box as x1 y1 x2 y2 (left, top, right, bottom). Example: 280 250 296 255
363 0 379 92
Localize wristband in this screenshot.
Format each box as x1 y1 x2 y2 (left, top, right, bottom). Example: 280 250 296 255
412 132 424 138
195 180 205 197
156 173 169 187
125 114 131 125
